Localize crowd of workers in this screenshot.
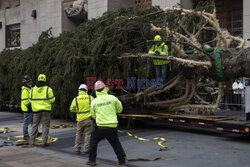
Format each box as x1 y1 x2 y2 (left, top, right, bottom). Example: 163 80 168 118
19 34 248 166
21 74 126 166
19 35 169 166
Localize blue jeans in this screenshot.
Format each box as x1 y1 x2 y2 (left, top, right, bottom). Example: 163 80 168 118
156 64 167 84
23 112 33 137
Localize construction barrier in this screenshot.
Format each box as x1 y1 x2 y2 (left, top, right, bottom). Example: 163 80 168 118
195 86 245 112
0 101 21 112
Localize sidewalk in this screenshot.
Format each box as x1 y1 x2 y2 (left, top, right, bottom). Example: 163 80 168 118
0 112 119 167
0 143 90 167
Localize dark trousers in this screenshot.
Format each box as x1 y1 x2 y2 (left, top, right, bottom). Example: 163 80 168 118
233 94 242 110
156 64 167 84
89 127 126 164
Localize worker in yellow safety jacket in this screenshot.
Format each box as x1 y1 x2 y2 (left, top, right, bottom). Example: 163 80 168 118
148 35 169 85
86 81 126 167
21 75 33 140
70 84 94 155
29 74 55 147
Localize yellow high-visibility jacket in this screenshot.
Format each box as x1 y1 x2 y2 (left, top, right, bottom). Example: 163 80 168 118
70 90 94 122
148 42 169 65
90 88 122 128
21 85 31 112
29 85 55 112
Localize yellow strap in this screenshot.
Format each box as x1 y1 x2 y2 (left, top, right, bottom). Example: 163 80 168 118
8 135 59 144
0 127 14 133
51 124 68 129
119 130 169 151
118 130 173 161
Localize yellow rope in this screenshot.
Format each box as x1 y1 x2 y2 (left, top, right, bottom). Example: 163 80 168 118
0 127 14 133
8 135 58 144
118 130 169 151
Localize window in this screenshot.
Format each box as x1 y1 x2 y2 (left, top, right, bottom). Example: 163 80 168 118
6 23 20 48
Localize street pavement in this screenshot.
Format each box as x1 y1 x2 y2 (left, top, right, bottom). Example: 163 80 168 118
1 111 250 167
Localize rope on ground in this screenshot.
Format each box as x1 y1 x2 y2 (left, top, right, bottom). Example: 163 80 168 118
7 135 59 144
118 130 175 161
51 124 71 129
118 130 169 151
0 127 15 133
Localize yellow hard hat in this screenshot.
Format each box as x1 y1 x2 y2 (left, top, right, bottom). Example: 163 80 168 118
154 35 161 41
37 74 46 82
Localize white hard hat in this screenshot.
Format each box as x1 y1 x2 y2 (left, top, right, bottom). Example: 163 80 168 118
94 80 105 90
78 84 88 90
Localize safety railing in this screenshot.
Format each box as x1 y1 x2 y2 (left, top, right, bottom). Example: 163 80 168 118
195 86 245 112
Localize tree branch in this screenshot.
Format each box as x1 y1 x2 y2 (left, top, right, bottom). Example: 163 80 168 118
119 53 212 69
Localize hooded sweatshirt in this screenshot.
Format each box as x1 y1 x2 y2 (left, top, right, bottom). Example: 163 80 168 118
90 88 123 128
29 81 55 112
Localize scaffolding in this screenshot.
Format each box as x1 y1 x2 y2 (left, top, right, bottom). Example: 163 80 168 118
215 0 243 38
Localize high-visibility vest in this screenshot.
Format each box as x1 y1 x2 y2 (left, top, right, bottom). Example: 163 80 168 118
21 85 31 112
148 42 170 65
70 91 93 122
29 85 55 112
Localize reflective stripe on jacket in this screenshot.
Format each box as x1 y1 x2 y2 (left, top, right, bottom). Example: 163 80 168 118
29 85 55 112
148 42 169 65
90 88 122 128
21 86 31 112
70 90 94 122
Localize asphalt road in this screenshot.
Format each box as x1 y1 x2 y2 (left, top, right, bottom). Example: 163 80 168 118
1 111 250 167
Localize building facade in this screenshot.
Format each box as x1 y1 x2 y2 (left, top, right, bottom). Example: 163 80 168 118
0 0 249 52
145 0 249 47
0 0 65 51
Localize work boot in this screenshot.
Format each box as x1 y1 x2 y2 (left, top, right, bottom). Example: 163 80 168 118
23 136 29 141
86 161 96 166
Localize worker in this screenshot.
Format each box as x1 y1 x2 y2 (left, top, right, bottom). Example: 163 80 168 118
148 35 169 85
21 75 33 140
86 81 126 167
29 74 55 147
70 84 94 155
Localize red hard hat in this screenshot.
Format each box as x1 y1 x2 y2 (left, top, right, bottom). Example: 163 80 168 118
94 80 105 90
